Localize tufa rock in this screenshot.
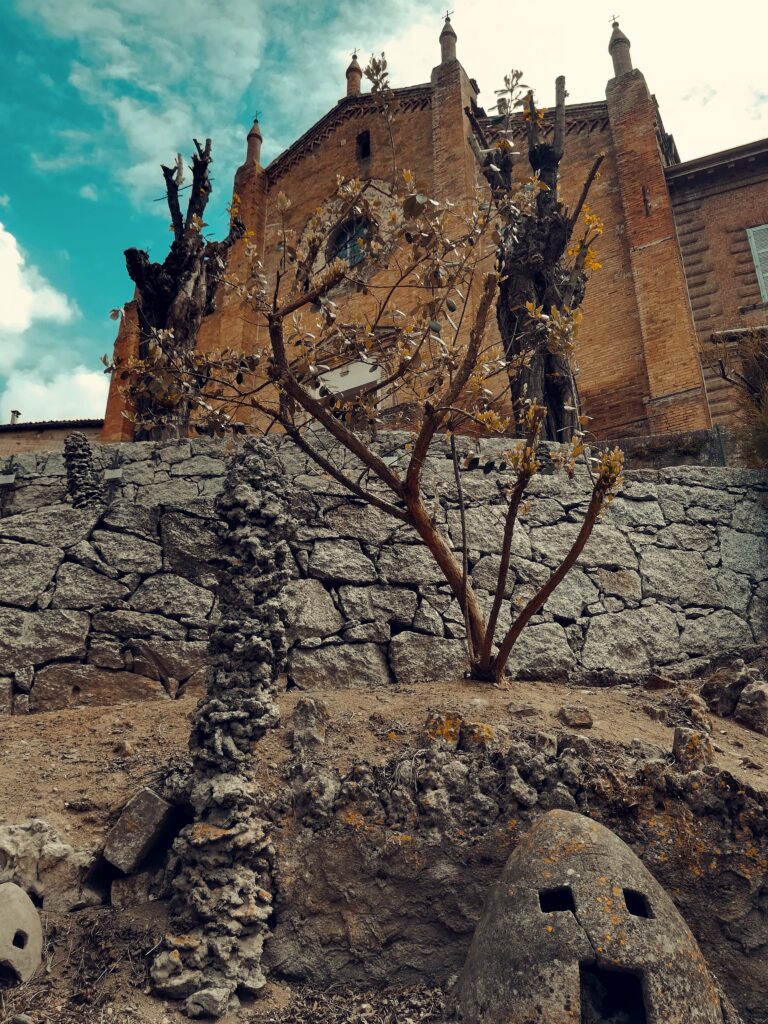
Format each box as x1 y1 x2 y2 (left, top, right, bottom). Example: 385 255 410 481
700 661 754 717
733 681 768 736
556 703 594 729
103 787 173 873
672 726 714 771
63 432 104 509
290 697 331 754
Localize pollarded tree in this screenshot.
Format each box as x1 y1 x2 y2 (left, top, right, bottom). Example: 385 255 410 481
119 139 245 440
110 59 623 684
467 72 605 442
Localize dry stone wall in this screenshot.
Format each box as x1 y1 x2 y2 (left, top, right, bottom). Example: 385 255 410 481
0 434 765 713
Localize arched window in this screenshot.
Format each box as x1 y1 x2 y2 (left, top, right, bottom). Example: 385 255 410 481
328 218 372 268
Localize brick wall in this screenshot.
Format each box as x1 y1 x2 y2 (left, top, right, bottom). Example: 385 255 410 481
669 150 768 427
0 426 104 458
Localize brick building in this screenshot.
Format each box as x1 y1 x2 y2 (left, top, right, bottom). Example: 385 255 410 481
102 18 768 444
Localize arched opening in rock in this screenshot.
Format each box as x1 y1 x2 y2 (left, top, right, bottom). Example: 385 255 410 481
579 963 647 1024
0 962 21 987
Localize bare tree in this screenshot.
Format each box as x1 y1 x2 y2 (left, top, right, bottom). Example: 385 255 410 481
122 139 245 439
467 72 604 442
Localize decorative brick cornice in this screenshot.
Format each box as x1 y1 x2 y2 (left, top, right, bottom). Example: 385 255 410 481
266 85 432 183
477 100 610 142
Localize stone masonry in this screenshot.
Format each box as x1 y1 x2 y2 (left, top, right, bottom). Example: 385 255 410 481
0 433 765 715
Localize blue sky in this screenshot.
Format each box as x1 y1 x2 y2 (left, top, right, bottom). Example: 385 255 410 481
2 0 767 423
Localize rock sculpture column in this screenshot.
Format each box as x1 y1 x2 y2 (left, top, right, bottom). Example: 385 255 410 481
150 438 296 1018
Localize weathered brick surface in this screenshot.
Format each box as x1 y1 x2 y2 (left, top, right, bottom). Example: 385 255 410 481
102 42 763 445
669 148 768 428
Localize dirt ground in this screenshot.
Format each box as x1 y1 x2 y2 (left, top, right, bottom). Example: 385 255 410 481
0 677 766 1023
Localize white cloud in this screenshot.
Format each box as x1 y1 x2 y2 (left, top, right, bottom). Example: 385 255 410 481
0 222 76 345
0 366 109 423
0 223 100 424
79 184 99 201
20 0 271 206
0 195 9 208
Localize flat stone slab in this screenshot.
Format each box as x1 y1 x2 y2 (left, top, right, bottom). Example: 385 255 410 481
103 787 174 873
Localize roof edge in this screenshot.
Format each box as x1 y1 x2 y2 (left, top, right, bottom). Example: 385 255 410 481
0 418 104 434
666 137 768 183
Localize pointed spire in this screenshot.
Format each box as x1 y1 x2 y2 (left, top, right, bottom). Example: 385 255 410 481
346 52 362 97
246 115 263 164
608 18 633 78
439 12 457 64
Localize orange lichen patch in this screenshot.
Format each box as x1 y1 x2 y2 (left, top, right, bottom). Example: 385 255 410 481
188 823 233 844
545 925 554 933
339 808 367 829
423 711 463 745
460 721 495 748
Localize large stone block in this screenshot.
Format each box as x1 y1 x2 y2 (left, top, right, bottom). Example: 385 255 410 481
92 610 186 640
543 569 599 621
161 511 222 578
0 541 62 608
128 639 208 682
530 523 636 570
377 544 445 585
29 663 169 712
639 547 715 606
308 540 377 584
0 505 98 549
50 562 128 610
288 643 390 688
103 788 174 873
734 681 768 736
282 579 343 643
337 584 418 627
679 610 754 659
447 508 532 558
389 632 468 685
505 622 576 680
581 606 680 675
719 528 768 579
91 530 163 575
130 574 214 619
0 608 89 674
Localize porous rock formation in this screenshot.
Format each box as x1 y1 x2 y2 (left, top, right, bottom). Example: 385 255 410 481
149 438 295 1018
63 431 104 509
265 705 767 1022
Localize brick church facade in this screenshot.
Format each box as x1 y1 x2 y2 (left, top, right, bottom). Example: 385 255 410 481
102 18 768 445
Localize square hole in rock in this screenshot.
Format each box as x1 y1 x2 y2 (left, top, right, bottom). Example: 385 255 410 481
580 964 647 1024
623 888 653 919
539 886 576 913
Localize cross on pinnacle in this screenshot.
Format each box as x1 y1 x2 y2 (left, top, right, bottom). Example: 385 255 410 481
609 12 621 24
350 49 359 60
445 9 454 18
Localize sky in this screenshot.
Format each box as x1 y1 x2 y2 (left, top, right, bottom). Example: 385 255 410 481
1 0 767 425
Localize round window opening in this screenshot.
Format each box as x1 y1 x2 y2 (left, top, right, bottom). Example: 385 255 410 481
328 218 373 268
